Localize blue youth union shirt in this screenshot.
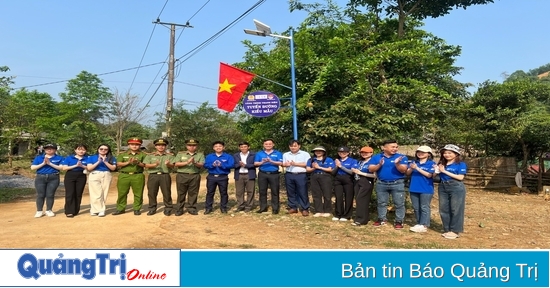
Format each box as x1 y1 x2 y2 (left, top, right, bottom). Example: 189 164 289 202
61 155 88 172
440 162 467 181
337 157 358 175
367 153 408 181
32 154 64 174
204 152 235 175
409 160 436 194
87 154 117 172
254 150 283 172
307 157 335 173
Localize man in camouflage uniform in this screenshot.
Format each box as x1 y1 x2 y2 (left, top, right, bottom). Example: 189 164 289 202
171 139 204 216
143 138 174 216
113 138 147 216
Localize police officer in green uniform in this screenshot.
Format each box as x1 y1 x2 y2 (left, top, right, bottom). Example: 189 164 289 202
113 138 147 216
171 139 205 216
143 138 174 216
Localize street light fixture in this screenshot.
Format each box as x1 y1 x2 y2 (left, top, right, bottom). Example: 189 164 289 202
244 19 298 140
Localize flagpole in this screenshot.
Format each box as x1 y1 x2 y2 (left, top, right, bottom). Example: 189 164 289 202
290 28 298 140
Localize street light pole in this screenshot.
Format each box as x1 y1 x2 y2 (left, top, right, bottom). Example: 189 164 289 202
244 20 299 140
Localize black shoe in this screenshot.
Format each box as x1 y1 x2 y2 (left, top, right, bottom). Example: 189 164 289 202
163 210 171 216
256 209 267 213
147 210 156 216
188 210 198 215
112 210 125 215
221 209 228 214
236 207 245 212
204 209 213 215
272 210 279 215
174 211 183 216
134 210 141 216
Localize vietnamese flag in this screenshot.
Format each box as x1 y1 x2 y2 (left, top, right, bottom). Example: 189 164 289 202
217 62 255 112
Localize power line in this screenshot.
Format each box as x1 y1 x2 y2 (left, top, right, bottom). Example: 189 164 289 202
126 0 170 94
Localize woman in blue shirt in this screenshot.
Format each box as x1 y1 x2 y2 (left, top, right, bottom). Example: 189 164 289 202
437 144 468 240
30 143 64 218
306 146 335 217
351 146 376 226
61 144 88 218
406 146 435 233
86 144 117 217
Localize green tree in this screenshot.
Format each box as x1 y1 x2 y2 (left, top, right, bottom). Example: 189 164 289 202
237 2 467 151
346 0 495 37
56 71 114 149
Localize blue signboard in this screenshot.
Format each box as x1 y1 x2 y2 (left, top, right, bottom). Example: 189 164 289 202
242 90 280 117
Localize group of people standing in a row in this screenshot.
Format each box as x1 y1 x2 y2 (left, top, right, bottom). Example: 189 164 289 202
30 137 467 239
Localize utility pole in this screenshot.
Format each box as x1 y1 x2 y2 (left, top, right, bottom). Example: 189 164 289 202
153 19 193 142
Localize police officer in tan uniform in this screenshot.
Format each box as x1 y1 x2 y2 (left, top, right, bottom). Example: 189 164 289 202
143 138 174 216
114 138 147 215
171 139 205 216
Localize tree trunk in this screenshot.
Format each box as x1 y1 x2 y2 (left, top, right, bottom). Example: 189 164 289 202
520 138 529 172
398 9 406 37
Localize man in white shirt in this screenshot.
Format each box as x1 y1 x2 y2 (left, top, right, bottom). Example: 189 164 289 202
282 140 310 216
233 142 256 212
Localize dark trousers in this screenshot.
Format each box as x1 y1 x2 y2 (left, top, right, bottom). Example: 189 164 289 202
64 171 87 215
176 173 201 213
147 174 173 212
257 172 280 212
354 177 374 224
310 173 332 213
333 174 354 219
35 174 60 211
205 174 229 210
285 173 309 211
235 174 255 210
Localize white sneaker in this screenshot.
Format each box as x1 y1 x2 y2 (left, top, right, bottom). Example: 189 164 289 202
332 217 340 221
45 210 55 217
34 211 44 218
415 226 428 233
409 224 422 232
322 213 332 217
339 218 349 222
98 211 105 217
313 213 323 217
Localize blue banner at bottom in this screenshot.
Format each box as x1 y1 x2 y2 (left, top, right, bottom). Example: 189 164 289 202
180 250 548 287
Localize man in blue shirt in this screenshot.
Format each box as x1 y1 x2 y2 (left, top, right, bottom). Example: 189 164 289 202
254 139 283 214
368 140 408 229
204 141 235 214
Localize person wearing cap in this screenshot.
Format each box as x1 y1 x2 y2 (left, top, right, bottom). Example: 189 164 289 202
172 139 205 216
333 146 358 221
254 138 284 214
306 146 335 217
282 139 311 216
30 143 64 218
406 146 436 233
204 141 235 214
61 144 89 218
367 140 409 229
113 137 147 216
233 141 257 213
437 144 468 240
86 144 117 217
351 146 377 226
143 138 174 216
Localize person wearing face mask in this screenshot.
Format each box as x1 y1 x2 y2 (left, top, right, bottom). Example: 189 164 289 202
30 143 64 218
86 144 117 217
437 144 468 240
61 144 89 218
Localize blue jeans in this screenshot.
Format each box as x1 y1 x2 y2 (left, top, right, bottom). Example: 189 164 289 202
410 192 433 226
285 173 309 211
35 174 60 211
438 180 466 233
375 179 405 223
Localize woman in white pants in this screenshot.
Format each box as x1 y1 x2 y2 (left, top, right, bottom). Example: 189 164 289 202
86 144 117 217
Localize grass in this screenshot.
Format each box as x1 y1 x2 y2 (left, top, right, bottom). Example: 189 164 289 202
0 187 35 203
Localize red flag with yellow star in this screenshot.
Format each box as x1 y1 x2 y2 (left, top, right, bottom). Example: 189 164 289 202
217 62 255 112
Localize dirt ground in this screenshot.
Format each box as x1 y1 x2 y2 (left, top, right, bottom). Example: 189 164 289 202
1 173 550 249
